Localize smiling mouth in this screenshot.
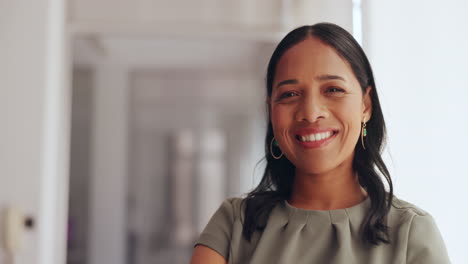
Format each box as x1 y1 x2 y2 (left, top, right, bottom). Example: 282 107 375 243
295 130 339 142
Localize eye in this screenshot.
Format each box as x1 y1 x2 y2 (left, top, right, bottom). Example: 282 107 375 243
326 87 345 93
279 91 299 99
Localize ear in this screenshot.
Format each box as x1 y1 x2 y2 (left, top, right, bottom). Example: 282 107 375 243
362 86 372 122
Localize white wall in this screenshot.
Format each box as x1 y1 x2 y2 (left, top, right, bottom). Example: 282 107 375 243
363 1 468 263
0 0 70 264
291 0 353 32
88 65 129 264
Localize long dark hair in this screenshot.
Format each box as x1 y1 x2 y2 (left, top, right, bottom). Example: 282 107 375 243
241 23 394 246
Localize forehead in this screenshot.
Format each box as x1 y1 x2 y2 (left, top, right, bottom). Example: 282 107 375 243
274 37 354 83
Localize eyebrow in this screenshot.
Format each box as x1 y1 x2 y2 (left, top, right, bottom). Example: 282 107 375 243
316 74 346 82
275 74 346 89
275 79 298 89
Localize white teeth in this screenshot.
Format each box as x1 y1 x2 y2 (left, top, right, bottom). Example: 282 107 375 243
298 131 334 142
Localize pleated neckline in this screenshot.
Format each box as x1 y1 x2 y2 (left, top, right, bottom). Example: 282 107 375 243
280 195 371 224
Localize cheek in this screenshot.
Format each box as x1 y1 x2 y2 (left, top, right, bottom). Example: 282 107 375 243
338 104 363 140
270 106 291 130
270 106 295 149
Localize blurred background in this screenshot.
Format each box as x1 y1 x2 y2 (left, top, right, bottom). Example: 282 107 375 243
2 0 468 264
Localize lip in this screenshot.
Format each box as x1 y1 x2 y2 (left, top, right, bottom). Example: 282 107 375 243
294 130 339 149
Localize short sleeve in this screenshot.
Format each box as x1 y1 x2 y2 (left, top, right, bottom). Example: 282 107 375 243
194 198 236 260
407 213 451 264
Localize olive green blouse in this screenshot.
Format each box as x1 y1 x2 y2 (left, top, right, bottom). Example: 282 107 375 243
194 195 451 264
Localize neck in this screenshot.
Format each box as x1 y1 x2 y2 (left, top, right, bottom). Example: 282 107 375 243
288 164 368 210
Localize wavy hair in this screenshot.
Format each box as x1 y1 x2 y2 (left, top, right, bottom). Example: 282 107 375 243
241 23 394 246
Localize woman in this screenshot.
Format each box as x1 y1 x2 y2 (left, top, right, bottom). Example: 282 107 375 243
190 23 450 264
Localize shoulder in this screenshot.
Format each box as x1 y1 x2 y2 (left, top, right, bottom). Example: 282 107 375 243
387 195 433 226
390 195 430 217
223 196 245 207
218 196 246 222
387 195 442 238
193 197 246 260
388 195 451 263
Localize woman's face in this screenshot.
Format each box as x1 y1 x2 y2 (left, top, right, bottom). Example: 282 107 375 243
269 37 372 175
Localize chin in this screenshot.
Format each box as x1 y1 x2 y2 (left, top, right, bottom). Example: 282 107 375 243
294 162 335 175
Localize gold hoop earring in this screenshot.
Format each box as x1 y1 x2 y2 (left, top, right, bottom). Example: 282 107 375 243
361 121 367 150
270 137 283 159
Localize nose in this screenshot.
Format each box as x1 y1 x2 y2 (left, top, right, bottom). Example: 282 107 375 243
295 95 329 123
